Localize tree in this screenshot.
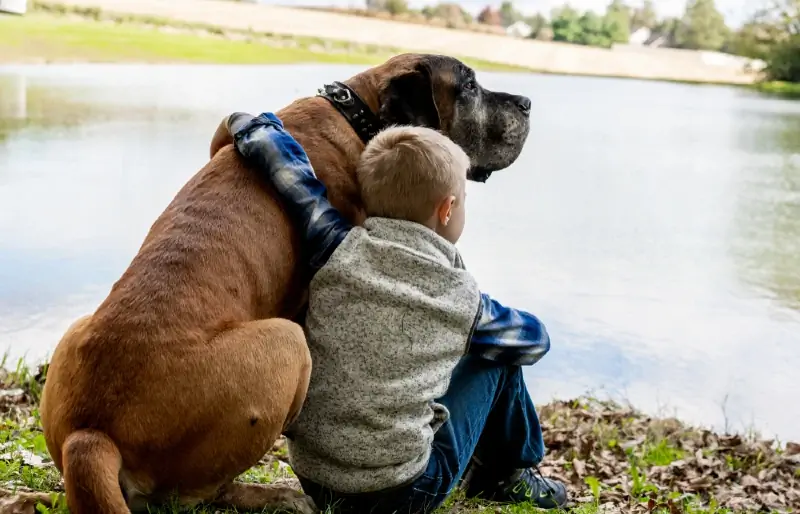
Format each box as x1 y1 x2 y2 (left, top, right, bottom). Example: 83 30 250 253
535 25 555 41
653 16 680 47
752 0 799 35
726 20 783 59
764 34 800 81
421 2 473 26
526 13 550 39
499 1 523 27
733 0 800 82
365 0 408 14
551 5 583 43
603 0 631 44
674 0 729 51
477 6 503 26
631 0 658 31
579 11 613 47
384 0 408 15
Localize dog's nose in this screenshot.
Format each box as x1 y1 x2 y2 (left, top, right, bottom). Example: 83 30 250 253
514 95 531 115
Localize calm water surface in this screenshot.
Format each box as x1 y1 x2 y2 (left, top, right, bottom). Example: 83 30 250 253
1 64 799 441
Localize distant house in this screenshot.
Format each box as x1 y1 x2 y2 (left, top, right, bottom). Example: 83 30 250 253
0 0 27 14
629 27 651 46
506 20 532 38
627 26 668 48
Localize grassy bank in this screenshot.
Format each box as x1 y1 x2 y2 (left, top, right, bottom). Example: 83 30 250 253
0 4 527 72
753 81 800 98
1 360 797 514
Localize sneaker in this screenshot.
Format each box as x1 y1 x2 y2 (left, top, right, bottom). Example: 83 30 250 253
465 466 568 510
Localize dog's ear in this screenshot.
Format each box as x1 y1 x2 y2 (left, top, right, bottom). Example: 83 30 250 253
379 63 441 130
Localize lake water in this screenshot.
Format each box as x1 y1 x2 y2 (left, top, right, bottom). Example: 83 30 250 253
1 64 799 442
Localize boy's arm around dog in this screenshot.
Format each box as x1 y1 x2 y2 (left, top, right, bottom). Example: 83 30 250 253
229 112 353 276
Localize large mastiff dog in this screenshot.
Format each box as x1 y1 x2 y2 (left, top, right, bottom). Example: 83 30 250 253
39 53 531 514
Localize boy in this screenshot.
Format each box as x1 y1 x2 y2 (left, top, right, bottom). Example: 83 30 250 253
226 111 567 513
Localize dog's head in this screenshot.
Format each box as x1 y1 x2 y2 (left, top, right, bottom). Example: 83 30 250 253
369 53 531 183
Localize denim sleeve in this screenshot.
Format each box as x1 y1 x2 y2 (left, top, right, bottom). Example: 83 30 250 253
468 293 551 366
229 112 353 274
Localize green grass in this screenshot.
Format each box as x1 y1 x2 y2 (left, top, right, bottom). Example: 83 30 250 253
753 80 800 98
0 7 528 73
2 359 795 514
641 439 686 467
0 13 390 65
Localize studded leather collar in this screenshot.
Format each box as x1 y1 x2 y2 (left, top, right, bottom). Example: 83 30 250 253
317 81 384 144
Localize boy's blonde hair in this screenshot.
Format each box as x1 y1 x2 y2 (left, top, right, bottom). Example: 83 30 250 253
357 126 470 223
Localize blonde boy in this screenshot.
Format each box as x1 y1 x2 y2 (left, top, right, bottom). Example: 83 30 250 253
227 112 566 514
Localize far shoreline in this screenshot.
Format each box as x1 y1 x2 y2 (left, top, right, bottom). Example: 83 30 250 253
0 2 798 99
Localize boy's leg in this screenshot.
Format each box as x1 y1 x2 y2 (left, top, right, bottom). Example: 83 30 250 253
420 355 567 509
296 355 565 514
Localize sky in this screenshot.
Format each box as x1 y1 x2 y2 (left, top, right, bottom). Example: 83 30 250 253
264 0 761 26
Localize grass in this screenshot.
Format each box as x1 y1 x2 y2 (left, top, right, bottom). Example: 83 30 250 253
0 4 528 73
0 12 391 65
753 81 800 98
640 439 686 467
2 359 797 514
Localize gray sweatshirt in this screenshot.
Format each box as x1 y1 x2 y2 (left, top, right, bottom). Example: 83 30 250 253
286 217 481 493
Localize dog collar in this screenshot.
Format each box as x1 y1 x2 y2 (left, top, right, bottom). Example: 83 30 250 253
317 81 384 144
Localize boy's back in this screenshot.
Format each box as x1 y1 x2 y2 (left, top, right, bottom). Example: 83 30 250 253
289 216 481 492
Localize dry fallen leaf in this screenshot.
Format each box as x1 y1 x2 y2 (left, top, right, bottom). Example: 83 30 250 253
0 489 52 514
572 458 587 478
740 475 760 489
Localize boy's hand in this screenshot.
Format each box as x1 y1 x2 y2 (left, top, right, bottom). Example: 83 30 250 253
230 112 285 146
209 113 251 159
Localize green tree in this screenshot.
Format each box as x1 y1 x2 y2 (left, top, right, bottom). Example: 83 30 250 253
631 0 658 30
551 5 583 43
765 35 800 82
526 13 551 39
365 0 408 14
750 0 800 82
727 20 783 59
499 1 524 27
753 0 799 34
579 11 613 47
653 17 680 47
603 0 632 43
674 0 729 51
384 0 408 15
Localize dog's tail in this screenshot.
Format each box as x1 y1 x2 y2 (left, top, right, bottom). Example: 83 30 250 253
62 430 129 514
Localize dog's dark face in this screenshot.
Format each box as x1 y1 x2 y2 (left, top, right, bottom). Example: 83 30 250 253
376 54 531 182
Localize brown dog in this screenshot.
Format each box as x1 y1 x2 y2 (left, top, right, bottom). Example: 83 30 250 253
39 53 531 514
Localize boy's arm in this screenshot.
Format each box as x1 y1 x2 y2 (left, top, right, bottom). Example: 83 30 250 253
228 112 353 274
468 293 551 366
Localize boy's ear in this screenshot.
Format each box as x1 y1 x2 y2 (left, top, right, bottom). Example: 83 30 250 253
437 196 455 225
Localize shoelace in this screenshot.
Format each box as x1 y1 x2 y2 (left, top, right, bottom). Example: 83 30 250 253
530 463 559 501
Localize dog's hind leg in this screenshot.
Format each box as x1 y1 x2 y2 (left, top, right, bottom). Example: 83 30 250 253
133 318 314 513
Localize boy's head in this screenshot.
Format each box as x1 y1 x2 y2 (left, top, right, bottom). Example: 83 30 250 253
357 126 470 244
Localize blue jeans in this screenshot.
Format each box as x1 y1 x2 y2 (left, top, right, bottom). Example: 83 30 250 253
297 355 546 514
